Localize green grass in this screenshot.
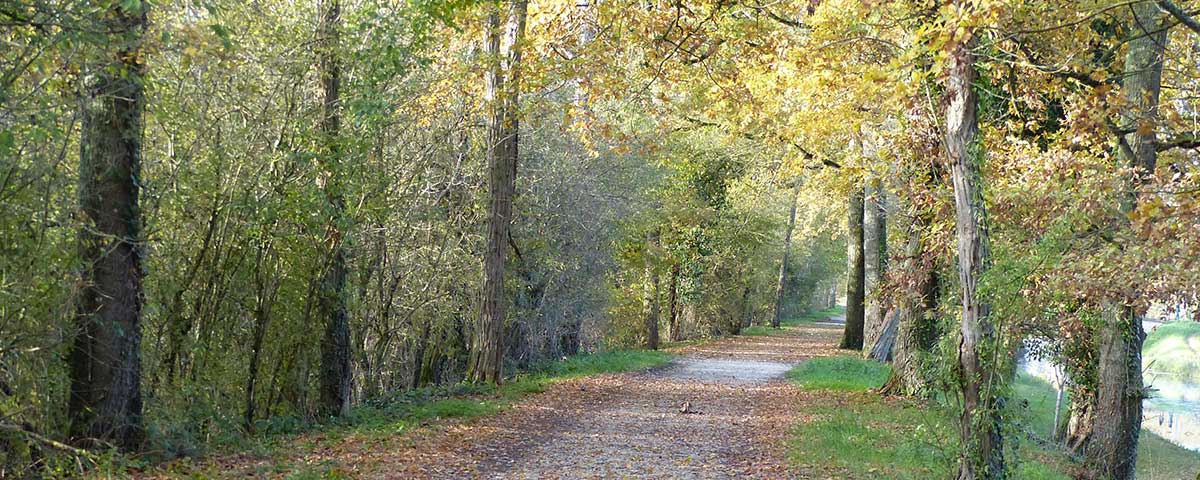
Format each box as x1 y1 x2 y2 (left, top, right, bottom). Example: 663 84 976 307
785 355 891 391
1144 320 1200 382
742 306 846 336
1012 372 1200 480
788 396 958 479
785 356 1070 479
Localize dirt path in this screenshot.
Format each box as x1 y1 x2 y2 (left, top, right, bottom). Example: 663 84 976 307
371 323 843 479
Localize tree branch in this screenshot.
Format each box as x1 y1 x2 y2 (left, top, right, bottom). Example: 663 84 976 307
1157 0 1200 35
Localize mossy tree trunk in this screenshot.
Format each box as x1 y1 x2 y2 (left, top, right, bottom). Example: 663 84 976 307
68 0 149 451
316 0 353 418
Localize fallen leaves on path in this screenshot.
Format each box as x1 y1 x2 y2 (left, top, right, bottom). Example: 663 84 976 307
155 324 846 479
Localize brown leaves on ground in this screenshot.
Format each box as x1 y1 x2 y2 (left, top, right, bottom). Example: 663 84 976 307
153 324 844 479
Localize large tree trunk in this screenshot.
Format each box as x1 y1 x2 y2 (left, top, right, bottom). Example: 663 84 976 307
1083 5 1166 478
316 0 353 418
945 26 1004 480
862 179 888 356
839 188 866 349
773 180 801 328
468 0 529 384
68 1 149 451
880 214 939 395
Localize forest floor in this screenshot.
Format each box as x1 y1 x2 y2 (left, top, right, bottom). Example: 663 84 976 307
145 320 844 479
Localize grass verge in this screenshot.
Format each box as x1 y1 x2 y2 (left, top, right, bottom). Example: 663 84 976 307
784 355 1198 480
784 356 1068 479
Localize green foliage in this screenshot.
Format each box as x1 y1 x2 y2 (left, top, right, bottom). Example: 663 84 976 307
530 350 673 379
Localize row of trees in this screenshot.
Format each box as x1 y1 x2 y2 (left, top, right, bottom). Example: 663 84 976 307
820 2 1200 478
1 0 841 473
6 1 1199 479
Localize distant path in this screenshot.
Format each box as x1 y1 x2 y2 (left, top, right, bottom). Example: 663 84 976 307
378 323 843 479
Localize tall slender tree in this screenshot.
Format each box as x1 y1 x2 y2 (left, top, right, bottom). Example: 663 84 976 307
943 9 1003 478
772 179 801 328
668 263 682 341
68 0 149 451
644 231 661 350
468 0 530 384
862 178 888 355
840 188 866 349
317 0 352 417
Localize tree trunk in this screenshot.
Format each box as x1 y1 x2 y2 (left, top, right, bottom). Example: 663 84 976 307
67 1 149 451
644 263 660 350
773 180 801 328
880 214 939 395
644 231 661 349
668 263 681 341
1084 6 1165 477
468 0 529 384
862 179 888 356
840 188 865 350
316 0 353 418
244 244 278 431
945 26 1004 480
741 285 754 330
1065 383 1096 453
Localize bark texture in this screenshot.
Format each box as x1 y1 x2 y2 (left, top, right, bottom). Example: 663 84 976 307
944 27 1004 480
840 188 866 350
772 180 801 328
68 1 149 451
1083 5 1166 477
468 0 529 384
316 0 353 417
880 216 939 395
862 179 888 356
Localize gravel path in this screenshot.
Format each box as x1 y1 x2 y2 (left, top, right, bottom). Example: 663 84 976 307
376 323 843 479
